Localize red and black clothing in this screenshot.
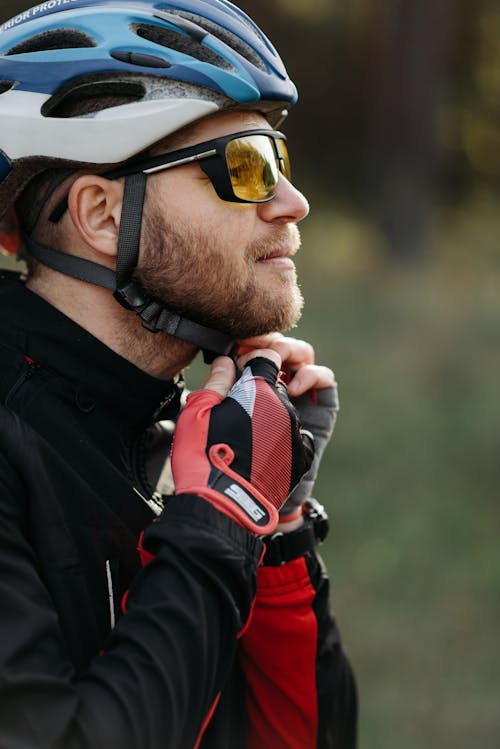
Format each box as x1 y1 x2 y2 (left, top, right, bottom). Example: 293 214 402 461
0 272 357 748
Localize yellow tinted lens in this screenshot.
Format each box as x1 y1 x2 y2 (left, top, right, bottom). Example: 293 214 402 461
226 135 279 201
278 139 291 181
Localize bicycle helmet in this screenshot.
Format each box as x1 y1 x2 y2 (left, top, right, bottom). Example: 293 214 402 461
0 0 297 358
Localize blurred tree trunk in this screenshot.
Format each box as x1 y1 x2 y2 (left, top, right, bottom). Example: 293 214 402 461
364 0 457 263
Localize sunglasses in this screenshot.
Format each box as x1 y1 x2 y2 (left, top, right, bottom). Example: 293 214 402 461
49 129 291 222
105 129 291 203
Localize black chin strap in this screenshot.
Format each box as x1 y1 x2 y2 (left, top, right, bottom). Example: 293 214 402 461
22 171 235 362
23 234 116 289
115 173 147 289
24 234 234 361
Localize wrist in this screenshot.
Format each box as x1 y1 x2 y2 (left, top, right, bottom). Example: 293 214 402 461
261 498 330 566
276 514 305 533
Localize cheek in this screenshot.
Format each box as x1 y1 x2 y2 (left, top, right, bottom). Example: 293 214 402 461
208 216 257 265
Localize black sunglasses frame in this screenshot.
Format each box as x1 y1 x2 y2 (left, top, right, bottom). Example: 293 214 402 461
49 129 289 222
104 128 289 204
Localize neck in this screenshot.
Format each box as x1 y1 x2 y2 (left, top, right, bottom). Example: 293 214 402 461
26 271 198 380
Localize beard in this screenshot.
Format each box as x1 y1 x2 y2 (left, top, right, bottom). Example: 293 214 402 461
134 207 304 339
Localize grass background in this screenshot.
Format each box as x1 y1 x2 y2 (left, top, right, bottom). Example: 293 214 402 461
181 201 500 748
290 208 500 749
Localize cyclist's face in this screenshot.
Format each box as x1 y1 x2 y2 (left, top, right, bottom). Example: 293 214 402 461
135 111 309 338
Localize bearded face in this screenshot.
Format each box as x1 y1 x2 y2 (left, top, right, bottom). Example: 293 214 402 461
135 202 304 339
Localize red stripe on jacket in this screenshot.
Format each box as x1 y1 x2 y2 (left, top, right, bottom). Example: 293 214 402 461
239 556 318 749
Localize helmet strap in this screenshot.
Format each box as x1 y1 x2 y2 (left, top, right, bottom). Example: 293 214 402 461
115 173 146 288
22 172 235 364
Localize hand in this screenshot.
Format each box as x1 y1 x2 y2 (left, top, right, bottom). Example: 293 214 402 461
236 334 339 526
171 352 313 535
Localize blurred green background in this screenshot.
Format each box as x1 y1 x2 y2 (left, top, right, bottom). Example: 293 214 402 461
1 1 499 747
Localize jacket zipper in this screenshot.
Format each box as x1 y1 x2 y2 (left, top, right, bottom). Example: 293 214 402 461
6 356 40 405
105 560 116 630
133 486 164 516
151 387 178 421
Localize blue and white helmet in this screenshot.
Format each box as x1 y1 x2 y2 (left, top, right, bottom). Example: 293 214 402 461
0 0 297 217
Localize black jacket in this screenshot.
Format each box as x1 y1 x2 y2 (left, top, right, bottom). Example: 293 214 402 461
0 272 356 749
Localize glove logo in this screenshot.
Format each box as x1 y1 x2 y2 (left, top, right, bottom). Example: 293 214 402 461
224 483 266 522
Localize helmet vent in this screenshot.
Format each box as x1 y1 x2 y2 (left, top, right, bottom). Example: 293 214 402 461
5 29 96 56
166 11 266 72
41 78 146 118
132 23 233 71
0 81 15 95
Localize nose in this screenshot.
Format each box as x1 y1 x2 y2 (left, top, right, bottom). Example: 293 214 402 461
257 174 310 225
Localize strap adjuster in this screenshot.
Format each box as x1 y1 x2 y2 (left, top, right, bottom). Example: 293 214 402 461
303 497 330 543
113 280 150 311
262 498 330 566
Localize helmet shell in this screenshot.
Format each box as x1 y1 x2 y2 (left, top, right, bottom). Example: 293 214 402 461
0 0 297 215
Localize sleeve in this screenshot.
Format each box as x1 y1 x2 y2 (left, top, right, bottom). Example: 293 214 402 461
0 439 262 749
239 551 358 749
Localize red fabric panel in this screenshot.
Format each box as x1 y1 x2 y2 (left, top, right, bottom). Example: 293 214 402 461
0 210 19 256
240 557 318 749
121 532 155 614
250 379 292 509
171 389 222 491
137 530 154 567
0 232 18 256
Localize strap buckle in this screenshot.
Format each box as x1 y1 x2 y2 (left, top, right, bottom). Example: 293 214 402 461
262 520 318 566
114 280 149 311
114 282 167 333
303 497 330 543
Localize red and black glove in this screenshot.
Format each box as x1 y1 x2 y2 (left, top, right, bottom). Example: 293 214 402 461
171 357 313 535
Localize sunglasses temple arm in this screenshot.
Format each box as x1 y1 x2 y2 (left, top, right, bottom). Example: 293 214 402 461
142 149 217 176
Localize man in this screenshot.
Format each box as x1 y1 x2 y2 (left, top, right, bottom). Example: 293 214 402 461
0 1 357 747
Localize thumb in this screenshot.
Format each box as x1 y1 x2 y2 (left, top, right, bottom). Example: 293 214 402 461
203 356 237 398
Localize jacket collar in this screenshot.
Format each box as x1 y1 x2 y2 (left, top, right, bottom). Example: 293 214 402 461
0 273 182 433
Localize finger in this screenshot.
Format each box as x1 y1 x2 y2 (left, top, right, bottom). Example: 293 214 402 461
237 335 315 370
236 332 284 349
236 347 282 371
287 364 336 396
203 356 237 398
277 339 315 370
234 333 283 358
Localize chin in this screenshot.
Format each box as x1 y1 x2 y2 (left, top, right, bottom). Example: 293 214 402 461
230 300 303 338
141 273 303 340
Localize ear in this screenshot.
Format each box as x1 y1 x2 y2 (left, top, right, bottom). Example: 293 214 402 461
67 175 123 260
